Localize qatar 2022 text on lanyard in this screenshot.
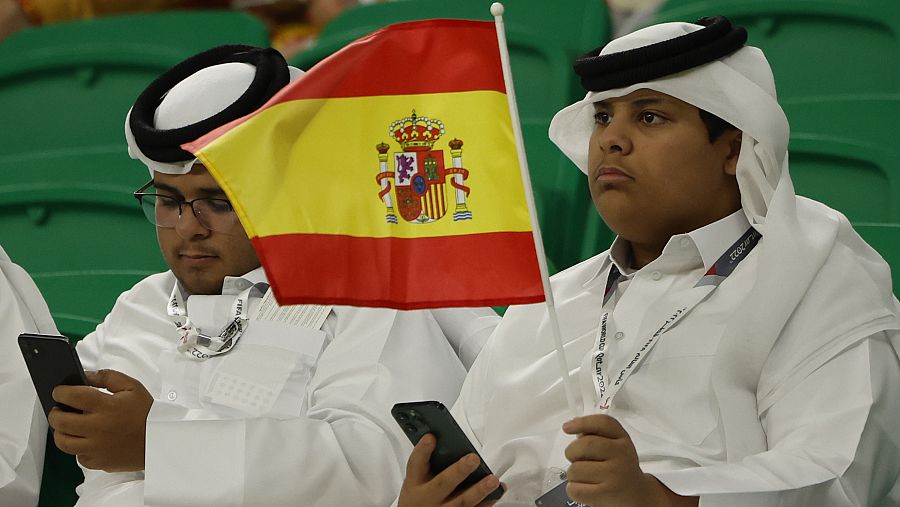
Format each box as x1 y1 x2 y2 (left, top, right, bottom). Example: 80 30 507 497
166 284 260 360
592 227 761 409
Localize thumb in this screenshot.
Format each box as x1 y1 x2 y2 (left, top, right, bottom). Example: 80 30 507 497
87 369 140 393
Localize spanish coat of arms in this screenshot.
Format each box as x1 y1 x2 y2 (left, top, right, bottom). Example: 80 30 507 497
375 110 471 224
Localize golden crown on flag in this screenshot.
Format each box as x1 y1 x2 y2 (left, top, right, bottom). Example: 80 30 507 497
389 110 446 151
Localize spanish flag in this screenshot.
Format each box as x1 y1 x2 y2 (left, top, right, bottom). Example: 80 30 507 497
185 19 545 309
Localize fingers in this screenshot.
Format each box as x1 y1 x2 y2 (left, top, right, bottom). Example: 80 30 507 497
401 436 502 507
47 407 95 437
52 385 108 412
87 369 140 393
563 414 627 438
447 474 501 507
51 426 89 456
429 453 483 500
406 433 437 485
564 433 630 463
565 459 608 485
566 480 600 505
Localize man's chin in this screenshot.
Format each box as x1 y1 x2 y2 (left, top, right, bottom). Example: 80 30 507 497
173 268 225 296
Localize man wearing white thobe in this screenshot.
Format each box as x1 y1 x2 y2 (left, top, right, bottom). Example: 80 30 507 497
47 45 497 506
0 244 58 506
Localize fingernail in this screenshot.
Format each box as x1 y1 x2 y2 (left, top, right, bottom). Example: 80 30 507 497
465 454 480 467
485 475 499 489
562 420 574 432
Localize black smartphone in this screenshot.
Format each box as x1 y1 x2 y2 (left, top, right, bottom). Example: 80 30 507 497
392 400 503 501
17 333 89 416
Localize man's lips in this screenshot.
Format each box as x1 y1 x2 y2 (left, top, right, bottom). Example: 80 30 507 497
595 166 634 182
178 252 218 265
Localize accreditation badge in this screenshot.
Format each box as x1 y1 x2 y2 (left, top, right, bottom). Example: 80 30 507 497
534 480 587 507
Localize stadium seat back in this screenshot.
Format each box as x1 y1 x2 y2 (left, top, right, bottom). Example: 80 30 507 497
653 0 900 98
784 96 900 223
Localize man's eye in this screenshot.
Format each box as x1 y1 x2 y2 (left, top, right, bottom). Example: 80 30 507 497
157 196 180 209
205 200 234 214
593 111 611 125
640 112 662 124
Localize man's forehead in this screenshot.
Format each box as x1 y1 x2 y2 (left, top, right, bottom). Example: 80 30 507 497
152 164 225 193
593 89 689 109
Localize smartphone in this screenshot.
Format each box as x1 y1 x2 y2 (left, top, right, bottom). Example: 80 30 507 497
18 333 89 416
392 400 503 501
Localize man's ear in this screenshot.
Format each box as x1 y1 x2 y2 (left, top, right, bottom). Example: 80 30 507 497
723 130 742 176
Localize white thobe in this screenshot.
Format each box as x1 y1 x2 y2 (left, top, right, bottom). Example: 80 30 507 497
451 211 900 506
74 267 490 506
0 245 57 507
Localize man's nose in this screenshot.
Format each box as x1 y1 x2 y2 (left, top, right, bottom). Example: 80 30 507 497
174 204 211 239
595 119 633 155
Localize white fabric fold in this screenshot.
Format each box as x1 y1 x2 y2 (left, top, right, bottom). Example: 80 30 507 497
0 245 58 506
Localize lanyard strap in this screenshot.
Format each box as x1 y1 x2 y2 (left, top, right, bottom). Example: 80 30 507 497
166 283 258 360
592 227 761 408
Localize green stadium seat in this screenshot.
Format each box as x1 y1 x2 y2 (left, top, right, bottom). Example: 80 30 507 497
0 11 270 157
0 9 270 339
0 148 166 342
0 11 270 506
521 120 592 273
783 95 900 224
309 0 609 66
652 0 900 99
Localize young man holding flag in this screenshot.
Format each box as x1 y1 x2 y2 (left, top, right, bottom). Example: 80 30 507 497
46 45 498 506
398 16 900 507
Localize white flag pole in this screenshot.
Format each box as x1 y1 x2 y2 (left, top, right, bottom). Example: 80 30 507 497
491 2 580 419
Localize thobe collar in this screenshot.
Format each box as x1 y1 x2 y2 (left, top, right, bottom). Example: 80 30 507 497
584 208 751 288
221 267 268 296
175 266 269 299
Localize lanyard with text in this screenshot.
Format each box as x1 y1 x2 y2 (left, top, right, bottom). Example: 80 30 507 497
592 227 761 409
166 284 258 360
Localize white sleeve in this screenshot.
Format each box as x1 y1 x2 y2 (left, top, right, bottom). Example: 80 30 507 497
653 331 900 506
0 254 54 507
450 320 499 451
430 307 500 370
141 308 466 506
72 301 149 507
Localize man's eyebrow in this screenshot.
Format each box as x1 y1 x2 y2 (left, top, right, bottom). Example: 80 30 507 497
195 187 228 197
630 97 674 108
151 182 226 197
594 97 675 110
152 182 181 195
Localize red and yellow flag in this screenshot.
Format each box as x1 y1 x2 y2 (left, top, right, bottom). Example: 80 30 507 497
185 19 544 309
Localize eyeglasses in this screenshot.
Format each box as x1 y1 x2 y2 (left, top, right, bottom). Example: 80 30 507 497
133 180 239 233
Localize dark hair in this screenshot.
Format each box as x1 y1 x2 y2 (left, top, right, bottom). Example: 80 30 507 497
698 109 736 143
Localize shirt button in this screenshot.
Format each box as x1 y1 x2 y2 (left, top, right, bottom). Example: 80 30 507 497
614 331 624 340
651 270 662 281
167 391 177 401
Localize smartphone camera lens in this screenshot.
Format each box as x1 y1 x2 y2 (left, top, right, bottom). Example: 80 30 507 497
32 348 39 355
396 412 408 422
403 424 418 435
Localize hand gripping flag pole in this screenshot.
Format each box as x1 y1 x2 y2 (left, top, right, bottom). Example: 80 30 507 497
492 2 581 419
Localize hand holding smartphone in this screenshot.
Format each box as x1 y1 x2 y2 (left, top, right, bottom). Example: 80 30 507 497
392 400 504 501
18 333 89 416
